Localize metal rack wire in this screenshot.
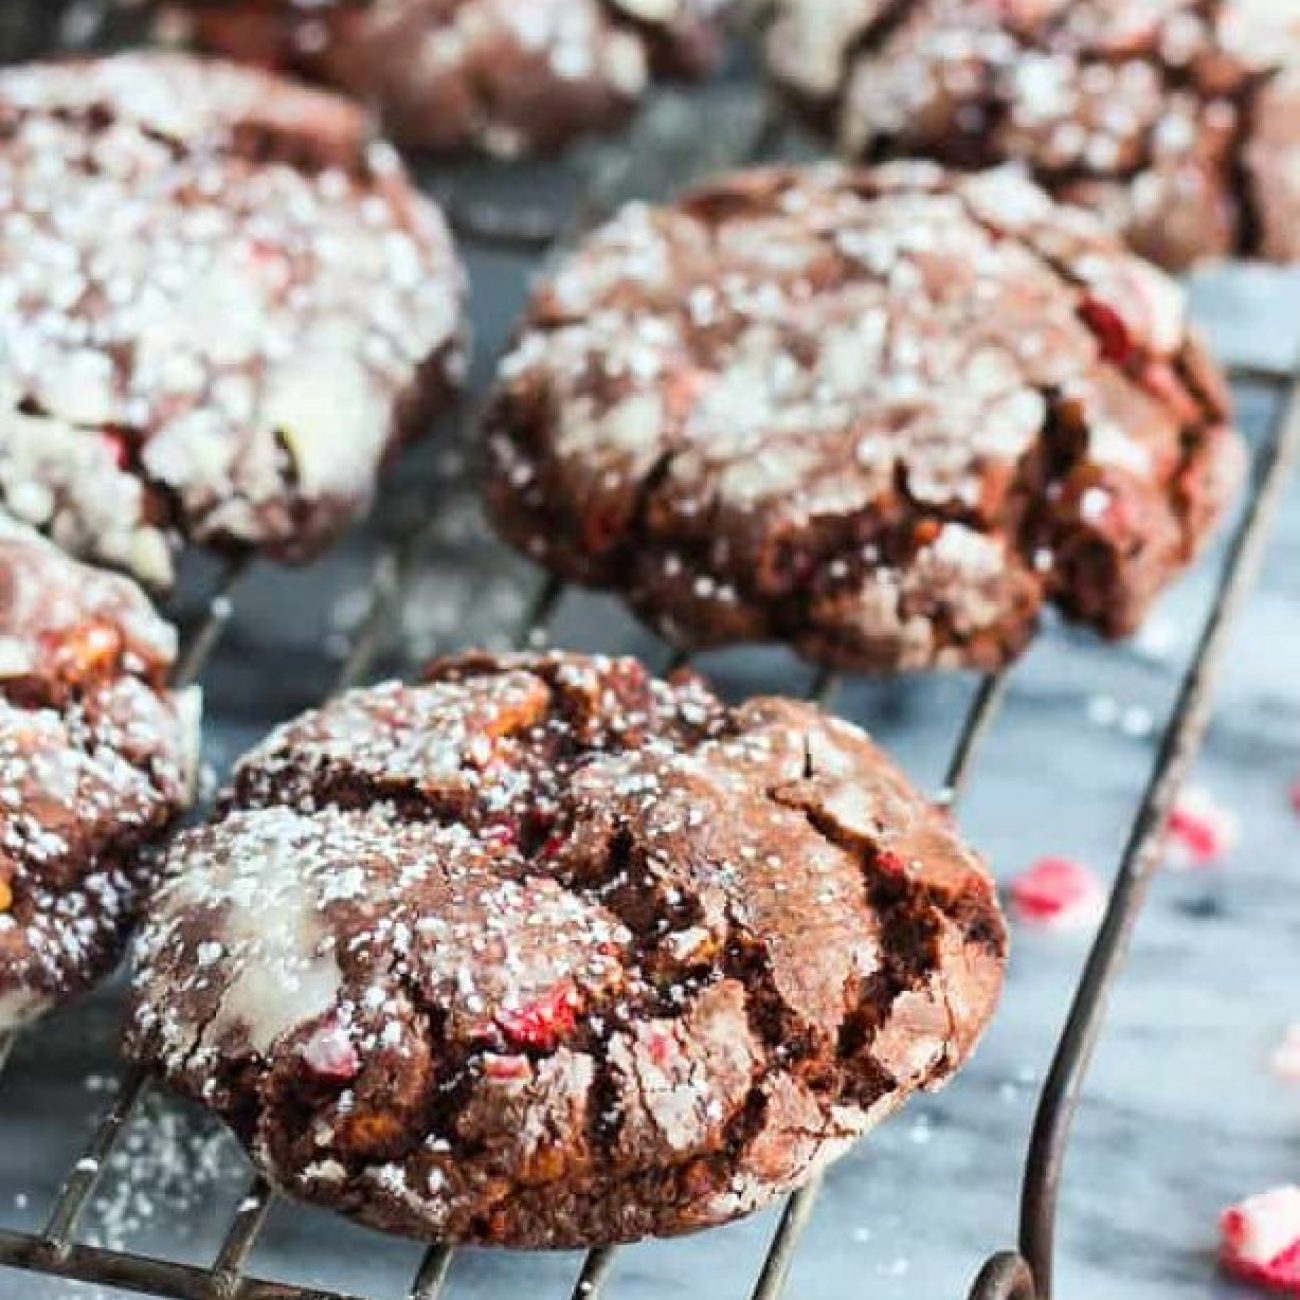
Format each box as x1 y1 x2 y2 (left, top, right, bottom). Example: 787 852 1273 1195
0 11 1298 1297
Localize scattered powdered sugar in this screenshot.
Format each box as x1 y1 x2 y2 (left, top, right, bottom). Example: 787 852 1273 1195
81 1090 245 1255
1087 694 1158 740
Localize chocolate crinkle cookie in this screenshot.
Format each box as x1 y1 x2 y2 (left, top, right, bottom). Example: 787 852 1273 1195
762 0 1300 272
485 164 1244 674
0 52 466 591
127 651 1005 1247
160 0 733 158
0 513 198 1033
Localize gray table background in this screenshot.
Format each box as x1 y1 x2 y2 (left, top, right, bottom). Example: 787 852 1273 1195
1 9 1299 1298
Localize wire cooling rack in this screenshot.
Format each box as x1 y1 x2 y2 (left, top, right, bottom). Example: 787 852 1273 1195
1 9 1299 1300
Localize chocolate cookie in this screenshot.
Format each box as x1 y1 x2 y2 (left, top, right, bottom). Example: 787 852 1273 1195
0 513 197 1033
163 0 733 158
0 52 466 590
762 0 1300 272
484 164 1243 674
127 651 1005 1247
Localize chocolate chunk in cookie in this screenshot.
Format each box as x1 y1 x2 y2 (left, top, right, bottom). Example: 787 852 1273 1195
163 0 733 158
128 651 1004 1247
763 0 1300 272
485 164 1243 674
0 52 466 589
0 513 197 1032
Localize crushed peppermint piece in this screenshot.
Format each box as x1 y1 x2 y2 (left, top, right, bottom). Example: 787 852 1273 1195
1222 1187 1300 1292
1010 857 1105 932
1163 785 1239 871
302 1022 361 1084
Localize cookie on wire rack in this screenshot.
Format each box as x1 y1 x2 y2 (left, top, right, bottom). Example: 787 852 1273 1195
159 0 734 158
484 163 1244 674
127 650 1005 1247
0 513 198 1033
761 0 1300 273
0 52 466 590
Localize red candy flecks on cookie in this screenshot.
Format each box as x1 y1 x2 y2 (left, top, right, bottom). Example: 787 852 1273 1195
1164 785 1239 871
495 981 581 1053
301 1022 360 1084
1010 858 1105 932
1221 1187 1300 1293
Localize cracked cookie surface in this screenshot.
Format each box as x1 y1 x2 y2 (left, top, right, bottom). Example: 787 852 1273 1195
0 52 466 590
485 163 1242 674
763 0 1300 272
0 512 197 1032
127 650 1005 1247
162 0 733 158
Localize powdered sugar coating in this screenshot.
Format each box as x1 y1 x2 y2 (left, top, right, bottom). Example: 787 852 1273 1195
0 513 197 1032
128 651 1004 1246
165 0 733 158
764 0 1300 271
486 164 1242 673
0 53 466 588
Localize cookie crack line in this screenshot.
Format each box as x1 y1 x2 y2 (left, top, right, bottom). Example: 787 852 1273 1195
127 651 1005 1248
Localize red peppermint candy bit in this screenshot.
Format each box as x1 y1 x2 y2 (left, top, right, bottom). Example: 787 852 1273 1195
644 1025 677 1071
99 432 129 470
874 849 908 879
482 1053 531 1083
1164 786 1238 871
1078 298 1133 366
1221 1187 1300 1293
245 238 292 291
301 1022 360 1084
535 831 569 862
1010 857 1104 932
496 981 580 1053
662 365 709 424
583 505 625 555
480 822 517 852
